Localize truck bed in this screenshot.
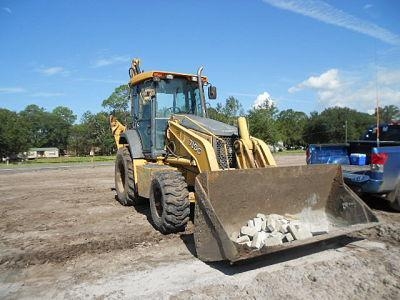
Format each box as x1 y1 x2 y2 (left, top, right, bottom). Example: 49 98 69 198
308 144 400 195
341 165 370 172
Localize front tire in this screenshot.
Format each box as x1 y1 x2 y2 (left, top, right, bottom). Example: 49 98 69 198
115 147 142 206
149 171 190 233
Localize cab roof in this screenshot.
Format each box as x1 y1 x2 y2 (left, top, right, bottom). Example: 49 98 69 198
129 70 208 86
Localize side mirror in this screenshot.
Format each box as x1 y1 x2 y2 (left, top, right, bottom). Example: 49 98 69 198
208 85 217 99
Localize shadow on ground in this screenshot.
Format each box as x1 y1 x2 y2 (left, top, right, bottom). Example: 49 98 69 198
207 236 361 275
179 228 361 275
361 194 397 213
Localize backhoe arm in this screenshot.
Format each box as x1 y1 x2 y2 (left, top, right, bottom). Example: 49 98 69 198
109 115 127 149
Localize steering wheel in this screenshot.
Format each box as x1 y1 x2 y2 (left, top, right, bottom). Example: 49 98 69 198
165 107 182 116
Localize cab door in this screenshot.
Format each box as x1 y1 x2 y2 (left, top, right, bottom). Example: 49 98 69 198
132 80 154 155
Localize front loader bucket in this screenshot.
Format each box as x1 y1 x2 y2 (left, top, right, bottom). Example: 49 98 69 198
194 165 379 262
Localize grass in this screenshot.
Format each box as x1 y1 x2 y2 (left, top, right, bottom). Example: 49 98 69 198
0 155 115 168
26 156 115 164
0 150 305 169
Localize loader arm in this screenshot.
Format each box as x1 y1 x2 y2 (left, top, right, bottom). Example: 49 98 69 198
234 117 277 169
166 119 221 172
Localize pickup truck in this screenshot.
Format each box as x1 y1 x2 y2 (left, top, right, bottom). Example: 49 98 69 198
307 123 400 211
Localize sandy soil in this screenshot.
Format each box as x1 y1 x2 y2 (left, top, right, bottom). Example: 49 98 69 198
0 155 399 299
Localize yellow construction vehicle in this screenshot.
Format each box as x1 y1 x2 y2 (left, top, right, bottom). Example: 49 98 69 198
110 59 378 262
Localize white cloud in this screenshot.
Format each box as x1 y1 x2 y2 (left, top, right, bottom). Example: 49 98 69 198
2 7 12 14
288 68 400 112
252 91 276 108
0 87 25 94
31 92 65 98
289 69 340 93
92 55 129 68
363 4 373 10
37 66 65 76
377 69 400 85
263 0 400 45
0 87 65 98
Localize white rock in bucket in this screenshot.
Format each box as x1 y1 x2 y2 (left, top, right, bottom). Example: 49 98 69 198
261 219 267 231
247 219 255 228
288 223 312 240
253 217 263 232
256 213 266 221
310 222 329 236
241 226 258 237
263 233 283 247
234 212 326 249
236 235 251 244
251 231 268 249
266 215 279 232
284 232 294 242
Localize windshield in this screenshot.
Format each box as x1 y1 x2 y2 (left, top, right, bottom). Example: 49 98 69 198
362 124 400 141
155 78 203 118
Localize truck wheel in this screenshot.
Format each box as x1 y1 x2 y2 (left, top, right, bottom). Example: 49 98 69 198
115 147 143 206
149 171 190 233
388 183 400 212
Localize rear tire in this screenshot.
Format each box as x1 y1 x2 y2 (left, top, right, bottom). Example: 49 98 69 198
115 147 143 206
388 183 400 212
149 171 190 233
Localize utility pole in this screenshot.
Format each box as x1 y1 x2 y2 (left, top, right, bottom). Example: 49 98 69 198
344 120 348 143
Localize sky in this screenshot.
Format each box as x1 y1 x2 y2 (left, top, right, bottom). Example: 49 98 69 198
1 0 399 121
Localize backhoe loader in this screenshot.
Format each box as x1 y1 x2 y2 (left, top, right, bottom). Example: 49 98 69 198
110 59 378 262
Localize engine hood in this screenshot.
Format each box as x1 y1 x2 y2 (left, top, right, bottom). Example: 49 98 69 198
174 114 238 136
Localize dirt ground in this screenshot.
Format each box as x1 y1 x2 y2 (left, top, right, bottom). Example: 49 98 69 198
1 155 399 299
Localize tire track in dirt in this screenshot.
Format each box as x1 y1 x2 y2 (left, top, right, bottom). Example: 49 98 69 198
0 233 171 268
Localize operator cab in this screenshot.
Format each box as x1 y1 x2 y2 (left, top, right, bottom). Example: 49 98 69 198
129 70 216 158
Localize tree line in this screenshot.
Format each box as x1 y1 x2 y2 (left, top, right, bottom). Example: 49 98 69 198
210 97 399 147
1 84 399 158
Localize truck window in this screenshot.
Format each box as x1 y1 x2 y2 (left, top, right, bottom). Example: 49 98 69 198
381 125 400 141
362 125 400 141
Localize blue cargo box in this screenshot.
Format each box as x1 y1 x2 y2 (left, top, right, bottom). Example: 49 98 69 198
350 153 366 165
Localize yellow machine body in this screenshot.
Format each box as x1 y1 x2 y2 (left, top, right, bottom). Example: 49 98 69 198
111 59 379 262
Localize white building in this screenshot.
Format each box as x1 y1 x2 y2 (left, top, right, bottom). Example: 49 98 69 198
28 147 59 159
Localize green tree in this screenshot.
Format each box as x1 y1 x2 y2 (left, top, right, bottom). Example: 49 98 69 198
304 107 375 144
247 101 279 144
19 104 48 147
77 111 115 155
68 123 92 156
52 106 77 125
19 104 45 147
378 105 400 123
208 96 243 125
102 84 130 123
50 106 77 153
276 109 308 147
0 108 30 157
19 105 77 153
207 107 226 123
303 111 331 144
